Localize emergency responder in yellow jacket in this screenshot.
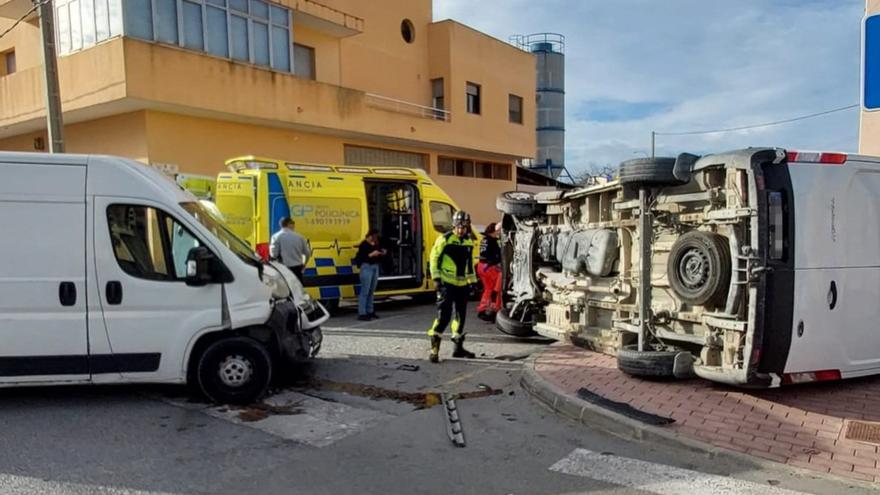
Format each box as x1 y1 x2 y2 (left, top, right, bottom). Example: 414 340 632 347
427 210 478 363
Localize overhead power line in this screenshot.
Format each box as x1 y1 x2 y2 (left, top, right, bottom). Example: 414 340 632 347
655 104 859 136
0 0 48 43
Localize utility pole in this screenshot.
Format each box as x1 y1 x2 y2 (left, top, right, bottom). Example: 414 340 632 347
650 131 655 158
35 0 64 153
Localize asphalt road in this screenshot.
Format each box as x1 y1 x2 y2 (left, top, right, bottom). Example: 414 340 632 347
0 298 874 495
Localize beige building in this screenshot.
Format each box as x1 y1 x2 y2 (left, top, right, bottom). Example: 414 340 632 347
0 0 536 224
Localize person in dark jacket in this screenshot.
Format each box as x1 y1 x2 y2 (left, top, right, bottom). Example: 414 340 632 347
476 223 502 321
355 229 387 321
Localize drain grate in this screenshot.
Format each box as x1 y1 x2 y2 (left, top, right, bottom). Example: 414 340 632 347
844 420 880 445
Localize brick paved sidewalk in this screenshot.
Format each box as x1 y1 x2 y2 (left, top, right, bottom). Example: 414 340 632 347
531 343 880 483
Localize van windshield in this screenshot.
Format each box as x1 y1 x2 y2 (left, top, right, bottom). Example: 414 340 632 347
180 202 263 268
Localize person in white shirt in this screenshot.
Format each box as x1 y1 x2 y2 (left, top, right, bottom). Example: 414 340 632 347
269 217 311 282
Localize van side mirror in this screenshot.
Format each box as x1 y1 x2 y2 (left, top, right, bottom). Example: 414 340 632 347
185 247 233 286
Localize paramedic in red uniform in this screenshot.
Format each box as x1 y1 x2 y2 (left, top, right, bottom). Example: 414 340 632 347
476 223 502 322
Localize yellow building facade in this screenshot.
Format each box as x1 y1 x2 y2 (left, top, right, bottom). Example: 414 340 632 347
0 0 536 224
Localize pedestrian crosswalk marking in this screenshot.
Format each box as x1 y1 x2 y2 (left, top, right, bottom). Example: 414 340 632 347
550 449 811 495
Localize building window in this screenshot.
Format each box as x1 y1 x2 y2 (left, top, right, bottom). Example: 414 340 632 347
294 43 316 80
455 159 474 177
55 0 124 54
431 78 445 119
477 162 493 179
182 1 204 50
344 145 427 170
106 0 292 71
1 50 15 76
401 19 415 44
466 82 481 115
509 94 523 124
439 156 511 181
438 157 455 176
493 163 512 181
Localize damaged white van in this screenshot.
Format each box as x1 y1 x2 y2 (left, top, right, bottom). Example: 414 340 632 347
497 148 880 387
0 153 327 403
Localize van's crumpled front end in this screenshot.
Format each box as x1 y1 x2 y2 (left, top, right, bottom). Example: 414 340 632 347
263 262 328 359
499 149 789 388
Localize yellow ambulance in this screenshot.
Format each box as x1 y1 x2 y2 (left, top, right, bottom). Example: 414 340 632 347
214 156 478 309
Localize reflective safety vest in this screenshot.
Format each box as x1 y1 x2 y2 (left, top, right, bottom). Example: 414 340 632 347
430 232 478 287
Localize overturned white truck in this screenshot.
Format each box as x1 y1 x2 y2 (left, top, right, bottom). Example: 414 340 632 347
497 148 880 387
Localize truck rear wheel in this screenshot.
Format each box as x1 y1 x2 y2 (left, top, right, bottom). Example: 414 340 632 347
197 336 272 405
496 191 541 217
618 157 684 186
667 231 731 307
616 344 676 377
495 308 536 337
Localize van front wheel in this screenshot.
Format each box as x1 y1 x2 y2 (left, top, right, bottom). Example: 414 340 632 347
197 337 272 405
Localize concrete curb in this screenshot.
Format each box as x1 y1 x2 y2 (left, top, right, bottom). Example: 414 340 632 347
519 353 877 490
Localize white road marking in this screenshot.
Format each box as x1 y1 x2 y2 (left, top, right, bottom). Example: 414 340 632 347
0 474 180 494
550 449 811 495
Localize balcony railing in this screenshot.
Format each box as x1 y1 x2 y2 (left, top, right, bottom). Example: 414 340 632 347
365 93 451 122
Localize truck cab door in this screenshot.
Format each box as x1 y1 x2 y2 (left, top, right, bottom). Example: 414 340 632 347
93 198 223 381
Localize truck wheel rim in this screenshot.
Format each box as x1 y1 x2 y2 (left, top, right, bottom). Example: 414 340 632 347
679 249 709 289
218 355 253 387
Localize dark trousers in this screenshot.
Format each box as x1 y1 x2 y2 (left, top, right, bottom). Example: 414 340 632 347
287 265 304 283
428 283 470 337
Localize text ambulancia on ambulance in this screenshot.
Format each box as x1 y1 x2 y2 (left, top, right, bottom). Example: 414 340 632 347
0 152 328 404
214 157 477 310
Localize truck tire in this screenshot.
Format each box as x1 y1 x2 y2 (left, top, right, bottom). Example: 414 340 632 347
496 191 541 217
618 158 683 186
197 336 273 405
616 344 676 377
495 308 536 337
667 231 731 307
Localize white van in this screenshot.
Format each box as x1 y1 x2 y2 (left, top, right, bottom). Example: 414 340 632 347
0 152 328 403
498 148 880 387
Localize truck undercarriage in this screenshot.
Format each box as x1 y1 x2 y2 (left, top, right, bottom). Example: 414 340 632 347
498 149 787 387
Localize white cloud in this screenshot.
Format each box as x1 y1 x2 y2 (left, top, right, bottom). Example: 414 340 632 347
434 0 863 175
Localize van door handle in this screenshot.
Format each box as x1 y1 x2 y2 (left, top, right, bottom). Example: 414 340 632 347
106 281 123 305
58 282 77 306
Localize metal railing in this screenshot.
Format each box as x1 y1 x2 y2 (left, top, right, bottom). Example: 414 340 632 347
365 93 451 122
509 33 565 54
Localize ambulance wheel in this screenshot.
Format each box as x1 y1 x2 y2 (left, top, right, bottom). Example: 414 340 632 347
497 191 542 217
667 231 731 307
197 337 272 405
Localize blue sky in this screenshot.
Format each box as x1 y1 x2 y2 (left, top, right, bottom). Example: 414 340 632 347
433 0 864 174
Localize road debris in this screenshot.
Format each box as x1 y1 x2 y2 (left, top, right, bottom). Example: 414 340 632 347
298 379 502 408
397 364 420 372
234 402 304 422
442 393 466 447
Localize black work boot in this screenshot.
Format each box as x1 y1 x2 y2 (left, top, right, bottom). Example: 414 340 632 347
429 335 442 363
451 335 476 359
